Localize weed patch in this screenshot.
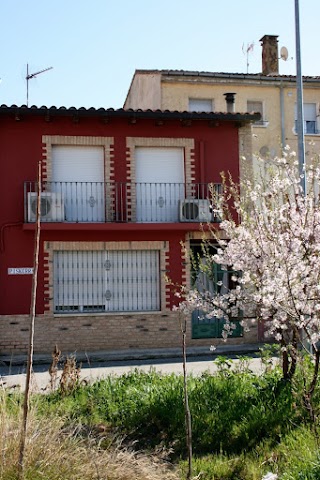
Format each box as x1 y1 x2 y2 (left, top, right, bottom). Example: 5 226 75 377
38 364 297 457
5 355 320 479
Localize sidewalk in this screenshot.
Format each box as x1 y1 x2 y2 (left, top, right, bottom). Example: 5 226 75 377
0 343 268 392
0 343 263 367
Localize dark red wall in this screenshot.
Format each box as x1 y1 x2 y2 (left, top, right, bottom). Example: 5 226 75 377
0 113 240 315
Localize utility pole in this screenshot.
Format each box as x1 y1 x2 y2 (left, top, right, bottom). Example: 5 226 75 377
294 0 306 194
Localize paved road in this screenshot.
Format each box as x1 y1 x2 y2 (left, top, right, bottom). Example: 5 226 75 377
0 354 278 393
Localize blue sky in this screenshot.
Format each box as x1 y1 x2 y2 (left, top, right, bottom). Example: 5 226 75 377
0 0 319 109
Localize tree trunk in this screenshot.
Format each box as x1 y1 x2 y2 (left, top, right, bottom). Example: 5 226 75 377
18 162 41 477
181 314 192 480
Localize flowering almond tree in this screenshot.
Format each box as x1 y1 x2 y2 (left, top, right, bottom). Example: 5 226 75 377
179 148 320 418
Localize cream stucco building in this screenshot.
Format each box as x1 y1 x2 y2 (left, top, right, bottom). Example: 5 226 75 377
124 35 320 162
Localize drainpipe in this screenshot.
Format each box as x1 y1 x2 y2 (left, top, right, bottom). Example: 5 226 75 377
199 141 205 184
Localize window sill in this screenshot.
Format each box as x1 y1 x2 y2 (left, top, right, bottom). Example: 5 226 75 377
53 310 166 318
252 122 269 128
293 131 320 136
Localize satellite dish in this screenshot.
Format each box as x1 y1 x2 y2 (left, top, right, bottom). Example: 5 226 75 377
280 46 289 61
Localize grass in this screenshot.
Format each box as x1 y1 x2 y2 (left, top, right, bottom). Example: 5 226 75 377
38 365 296 456
180 426 320 479
2 353 320 479
0 390 179 480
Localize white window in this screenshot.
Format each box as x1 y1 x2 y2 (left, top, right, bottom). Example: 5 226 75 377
135 147 185 222
188 98 214 112
295 103 318 134
53 250 160 313
247 101 265 125
51 146 105 222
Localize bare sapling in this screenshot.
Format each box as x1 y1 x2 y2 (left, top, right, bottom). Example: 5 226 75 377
179 312 192 480
18 161 42 477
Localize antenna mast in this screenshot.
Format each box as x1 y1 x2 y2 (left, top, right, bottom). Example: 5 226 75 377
242 42 254 73
26 64 53 106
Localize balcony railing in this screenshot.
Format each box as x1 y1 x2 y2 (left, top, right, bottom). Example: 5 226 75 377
24 181 222 224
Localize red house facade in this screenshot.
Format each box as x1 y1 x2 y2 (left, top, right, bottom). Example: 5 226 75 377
0 105 259 355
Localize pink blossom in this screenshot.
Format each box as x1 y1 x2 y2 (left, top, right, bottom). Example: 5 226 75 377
178 148 320 353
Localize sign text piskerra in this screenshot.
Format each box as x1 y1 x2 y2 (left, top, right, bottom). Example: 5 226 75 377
8 268 34 275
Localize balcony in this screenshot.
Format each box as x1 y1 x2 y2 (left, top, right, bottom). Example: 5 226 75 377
24 181 222 224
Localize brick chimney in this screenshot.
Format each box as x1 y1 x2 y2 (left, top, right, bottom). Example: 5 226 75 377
260 35 279 75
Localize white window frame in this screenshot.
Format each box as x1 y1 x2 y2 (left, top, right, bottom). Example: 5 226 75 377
135 147 185 222
295 103 318 135
188 98 214 112
51 145 105 222
247 100 267 127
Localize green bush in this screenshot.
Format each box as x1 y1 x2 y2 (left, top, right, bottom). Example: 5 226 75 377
188 369 294 454
39 361 299 456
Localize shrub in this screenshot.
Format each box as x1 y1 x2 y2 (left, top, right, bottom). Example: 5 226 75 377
39 364 298 456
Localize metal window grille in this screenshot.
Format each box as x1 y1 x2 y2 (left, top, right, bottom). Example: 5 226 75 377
53 250 160 313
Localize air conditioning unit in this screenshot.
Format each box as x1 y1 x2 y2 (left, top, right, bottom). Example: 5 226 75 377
27 192 65 222
179 199 212 222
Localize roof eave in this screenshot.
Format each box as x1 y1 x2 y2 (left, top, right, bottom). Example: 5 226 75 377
0 105 259 124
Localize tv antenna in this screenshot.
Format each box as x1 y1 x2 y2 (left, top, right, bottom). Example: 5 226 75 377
242 41 254 73
26 63 53 106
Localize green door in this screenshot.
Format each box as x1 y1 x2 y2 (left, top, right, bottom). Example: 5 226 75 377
192 309 243 339
190 243 243 339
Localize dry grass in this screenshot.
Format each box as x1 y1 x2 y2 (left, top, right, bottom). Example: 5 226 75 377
0 392 178 480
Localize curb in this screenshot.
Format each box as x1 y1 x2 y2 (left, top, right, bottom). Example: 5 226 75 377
0 344 264 367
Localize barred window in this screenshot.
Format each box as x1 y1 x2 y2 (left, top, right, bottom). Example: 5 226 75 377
53 250 160 313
